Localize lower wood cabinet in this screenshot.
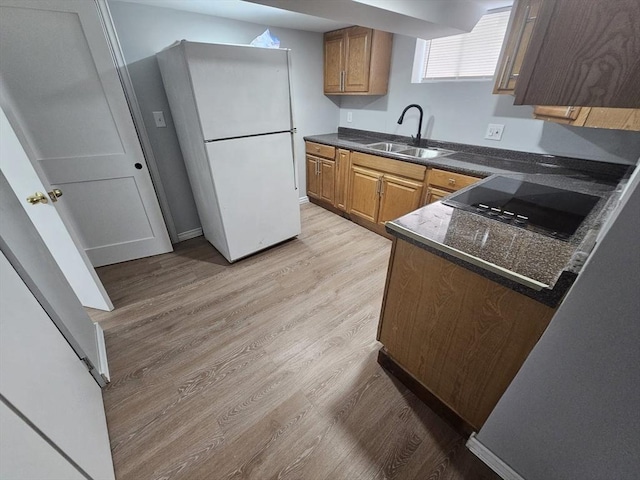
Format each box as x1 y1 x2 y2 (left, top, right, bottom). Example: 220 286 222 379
335 149 350 211
424 168 482 205
378 175 424 225
378 238 556 430
425 186 449 204
349 166 381 223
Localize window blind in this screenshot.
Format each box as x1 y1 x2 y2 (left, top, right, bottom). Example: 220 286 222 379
422 9 510 81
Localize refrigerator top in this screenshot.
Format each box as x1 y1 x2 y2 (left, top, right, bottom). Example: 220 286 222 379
183 41 294 141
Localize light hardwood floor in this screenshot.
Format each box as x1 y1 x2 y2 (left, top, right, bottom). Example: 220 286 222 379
90 203 499 480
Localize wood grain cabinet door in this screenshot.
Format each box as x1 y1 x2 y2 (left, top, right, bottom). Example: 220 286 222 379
335 149 350 211
306 155 320 199
494 0 543 94
425 186 450 205
514 0 640 107
378 175 423 225
344 27 372 93
324 30 344 93
348 166 381 223
320 159 336 204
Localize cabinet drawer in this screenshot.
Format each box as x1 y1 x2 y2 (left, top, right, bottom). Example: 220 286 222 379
305 142 335 159
428 169 481 192
351 151 427 181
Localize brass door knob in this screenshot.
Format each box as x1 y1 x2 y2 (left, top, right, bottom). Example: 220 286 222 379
48 188 63 202
26 192 48 205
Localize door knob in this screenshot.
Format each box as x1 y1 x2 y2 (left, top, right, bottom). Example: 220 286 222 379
48 188 63 202
26 192 48 205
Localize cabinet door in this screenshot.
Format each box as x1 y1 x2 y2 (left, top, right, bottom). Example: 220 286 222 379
378 175 424 225
494 0 543 94
344 27 372 93
514 0 640 107
348 166 381 223
335 149 350 211
426 186 450 205
324 30 344 93
320 159 335 204
306 155 320 199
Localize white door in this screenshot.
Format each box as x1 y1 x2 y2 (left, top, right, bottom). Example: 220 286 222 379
1 107 113 311
185 42 293 139
0 250 115 480
0 171 106 381
0 0 172 267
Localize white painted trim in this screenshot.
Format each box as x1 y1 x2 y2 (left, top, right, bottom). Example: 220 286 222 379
466 433 525 480
177 227 204 242
94 323 110 383
94 0 179 244
299 196 309 204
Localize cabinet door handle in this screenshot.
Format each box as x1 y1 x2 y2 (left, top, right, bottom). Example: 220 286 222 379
504 3 532 87
565 106 575 118
340 71 345 92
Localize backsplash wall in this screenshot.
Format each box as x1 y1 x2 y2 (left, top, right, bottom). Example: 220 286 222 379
337 35 640 165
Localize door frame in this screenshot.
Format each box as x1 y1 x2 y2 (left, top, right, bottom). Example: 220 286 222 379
96 0 178 244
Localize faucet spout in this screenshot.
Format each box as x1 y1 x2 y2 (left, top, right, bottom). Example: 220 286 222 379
397 104 423 146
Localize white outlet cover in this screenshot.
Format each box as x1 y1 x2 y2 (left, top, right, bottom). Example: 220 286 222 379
152 111 166 128
347 111 353 123
485 123 504 141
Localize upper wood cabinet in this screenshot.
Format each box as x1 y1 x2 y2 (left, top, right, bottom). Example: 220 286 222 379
533 106 640 131
323 27 393 95
495 0 640 109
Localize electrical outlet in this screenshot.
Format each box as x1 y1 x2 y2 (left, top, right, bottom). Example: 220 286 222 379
153 111 167 128
347 111 353 123
485 123 504 141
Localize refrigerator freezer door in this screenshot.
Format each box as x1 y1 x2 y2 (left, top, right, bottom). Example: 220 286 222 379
186 42 292 140
205 132 301 262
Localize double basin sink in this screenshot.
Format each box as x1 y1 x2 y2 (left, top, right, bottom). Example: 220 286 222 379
366 142 454 160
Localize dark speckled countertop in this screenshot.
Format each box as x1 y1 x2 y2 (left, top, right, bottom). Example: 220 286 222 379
304 128 635 306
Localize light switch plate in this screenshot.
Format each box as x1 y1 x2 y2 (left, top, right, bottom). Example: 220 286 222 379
485 123 504 141
152 111 167 128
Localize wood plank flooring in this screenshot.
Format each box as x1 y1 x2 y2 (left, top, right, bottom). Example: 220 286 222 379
91 203 499 480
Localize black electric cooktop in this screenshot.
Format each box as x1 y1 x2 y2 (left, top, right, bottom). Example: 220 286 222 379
443 176 601 240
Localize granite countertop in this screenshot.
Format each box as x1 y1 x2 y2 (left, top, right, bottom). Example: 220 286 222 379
304 128 634 306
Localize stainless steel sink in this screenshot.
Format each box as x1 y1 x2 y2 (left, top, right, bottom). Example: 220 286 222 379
366 142 410 152
397 146 454 159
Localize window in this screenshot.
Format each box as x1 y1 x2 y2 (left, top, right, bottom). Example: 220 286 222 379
412 9 511 82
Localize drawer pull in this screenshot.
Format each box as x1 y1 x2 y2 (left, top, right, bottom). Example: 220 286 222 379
315 146 320 151
448 178 456 185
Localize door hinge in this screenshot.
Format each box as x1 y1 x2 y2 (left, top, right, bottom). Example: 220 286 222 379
80 357 95 372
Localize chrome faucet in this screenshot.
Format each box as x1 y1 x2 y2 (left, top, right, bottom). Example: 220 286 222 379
397 104 423 146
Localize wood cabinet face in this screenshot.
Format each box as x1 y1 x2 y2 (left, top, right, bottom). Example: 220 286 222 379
348 166 381 223
515 0 640 108
344 27 372 92
324 34 344 94
494 0 543 94
378 175 423 225
425 186 449 205
320 160 335 204
335 149 350 211
305 155 320 199
323 27 392 95
378 239 555 429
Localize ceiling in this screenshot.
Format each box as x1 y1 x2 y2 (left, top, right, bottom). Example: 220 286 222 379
113 0 513 36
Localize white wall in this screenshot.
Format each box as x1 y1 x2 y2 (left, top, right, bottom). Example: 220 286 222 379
338 35 640 165
108 1 339 235
475 173 640 479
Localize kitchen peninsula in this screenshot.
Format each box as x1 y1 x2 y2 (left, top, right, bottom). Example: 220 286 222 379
304 127 633 432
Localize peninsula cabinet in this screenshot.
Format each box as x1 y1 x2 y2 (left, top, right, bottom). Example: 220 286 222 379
378 238 556 431
324 26 393 95
348 152 426 231
305 142 336 205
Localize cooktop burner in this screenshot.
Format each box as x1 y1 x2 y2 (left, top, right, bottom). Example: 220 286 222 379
443 176 601 240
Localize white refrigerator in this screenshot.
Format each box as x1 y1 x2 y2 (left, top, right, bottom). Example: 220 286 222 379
157 41 301 262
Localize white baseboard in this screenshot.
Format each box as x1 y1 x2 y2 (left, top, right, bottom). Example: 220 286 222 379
299 196 309 204
177 227 203 242
466 433 525 480
95 323 110 383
